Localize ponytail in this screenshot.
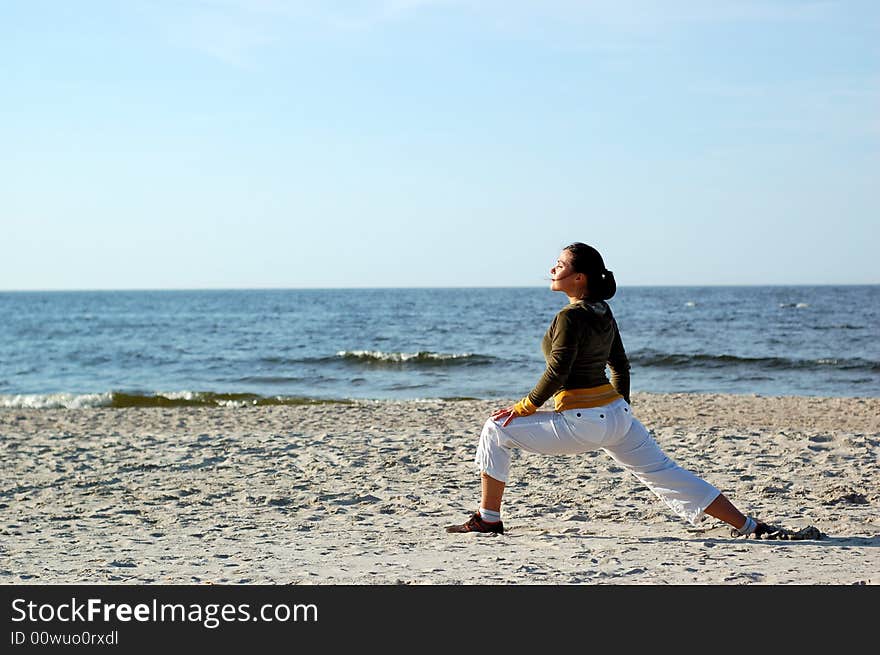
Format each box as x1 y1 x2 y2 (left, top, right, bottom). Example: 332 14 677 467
563 242 617 300
589 269 617 301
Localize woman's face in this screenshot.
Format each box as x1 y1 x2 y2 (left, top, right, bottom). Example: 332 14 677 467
549 250 585 296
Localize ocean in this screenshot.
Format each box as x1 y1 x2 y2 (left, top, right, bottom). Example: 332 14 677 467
0 286 877 408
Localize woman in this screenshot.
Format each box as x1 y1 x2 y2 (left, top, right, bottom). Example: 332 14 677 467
445 242 773 538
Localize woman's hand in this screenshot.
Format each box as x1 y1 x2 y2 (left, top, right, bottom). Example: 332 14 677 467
492 397 538 427
491 406 516 427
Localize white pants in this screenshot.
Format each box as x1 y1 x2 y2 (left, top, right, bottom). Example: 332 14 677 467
475 398 721 525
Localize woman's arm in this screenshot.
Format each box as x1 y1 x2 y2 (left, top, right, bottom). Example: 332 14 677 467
607 317 631 403
493 309 581 426
526 310 580 408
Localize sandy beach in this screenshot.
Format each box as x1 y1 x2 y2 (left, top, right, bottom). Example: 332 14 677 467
1 393 877 585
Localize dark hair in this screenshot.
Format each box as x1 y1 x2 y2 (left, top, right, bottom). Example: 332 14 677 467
564 242 617 300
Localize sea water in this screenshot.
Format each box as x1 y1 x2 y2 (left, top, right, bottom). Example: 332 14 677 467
0 286 877 407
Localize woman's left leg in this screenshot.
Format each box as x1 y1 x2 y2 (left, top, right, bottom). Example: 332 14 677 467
446 409 605 534
480 471 505 513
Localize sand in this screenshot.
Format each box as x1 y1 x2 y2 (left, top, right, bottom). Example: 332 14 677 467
1 393 877 585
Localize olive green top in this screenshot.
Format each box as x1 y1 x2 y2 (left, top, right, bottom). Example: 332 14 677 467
526 299 631 408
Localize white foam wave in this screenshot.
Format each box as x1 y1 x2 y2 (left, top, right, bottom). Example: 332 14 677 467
155 390 197 401
336 350 474 362
152 391 258 407
0 392 113 409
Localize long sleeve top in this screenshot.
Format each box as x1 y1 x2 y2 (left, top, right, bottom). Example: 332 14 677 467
526 299 631 408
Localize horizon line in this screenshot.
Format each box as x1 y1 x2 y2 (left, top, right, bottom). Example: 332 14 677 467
2 282 878 293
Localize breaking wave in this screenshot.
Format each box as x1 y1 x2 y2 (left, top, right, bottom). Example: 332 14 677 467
334 350 495 367
0 391 353 409
632 351 880 373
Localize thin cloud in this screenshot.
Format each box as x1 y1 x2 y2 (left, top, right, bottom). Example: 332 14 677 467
133 0 318 65
696 76 880 139
132 0 852 64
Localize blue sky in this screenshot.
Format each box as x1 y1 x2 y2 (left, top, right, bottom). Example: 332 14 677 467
3 1 878 289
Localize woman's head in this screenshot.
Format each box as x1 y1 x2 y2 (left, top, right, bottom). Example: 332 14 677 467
559 242 617 300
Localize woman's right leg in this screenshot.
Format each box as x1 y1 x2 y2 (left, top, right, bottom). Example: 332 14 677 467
602 412 767 534
703 493 747 528
602 415 724 526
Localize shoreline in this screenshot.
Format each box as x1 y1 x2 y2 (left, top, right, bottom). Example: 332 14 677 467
2 393 877 584
2 389 878 411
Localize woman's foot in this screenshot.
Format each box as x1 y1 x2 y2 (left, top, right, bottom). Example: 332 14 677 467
445 512 504 534
731 517 823 540
731 515 775 538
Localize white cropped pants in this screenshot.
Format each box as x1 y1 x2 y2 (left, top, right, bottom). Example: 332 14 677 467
475 398 721 525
